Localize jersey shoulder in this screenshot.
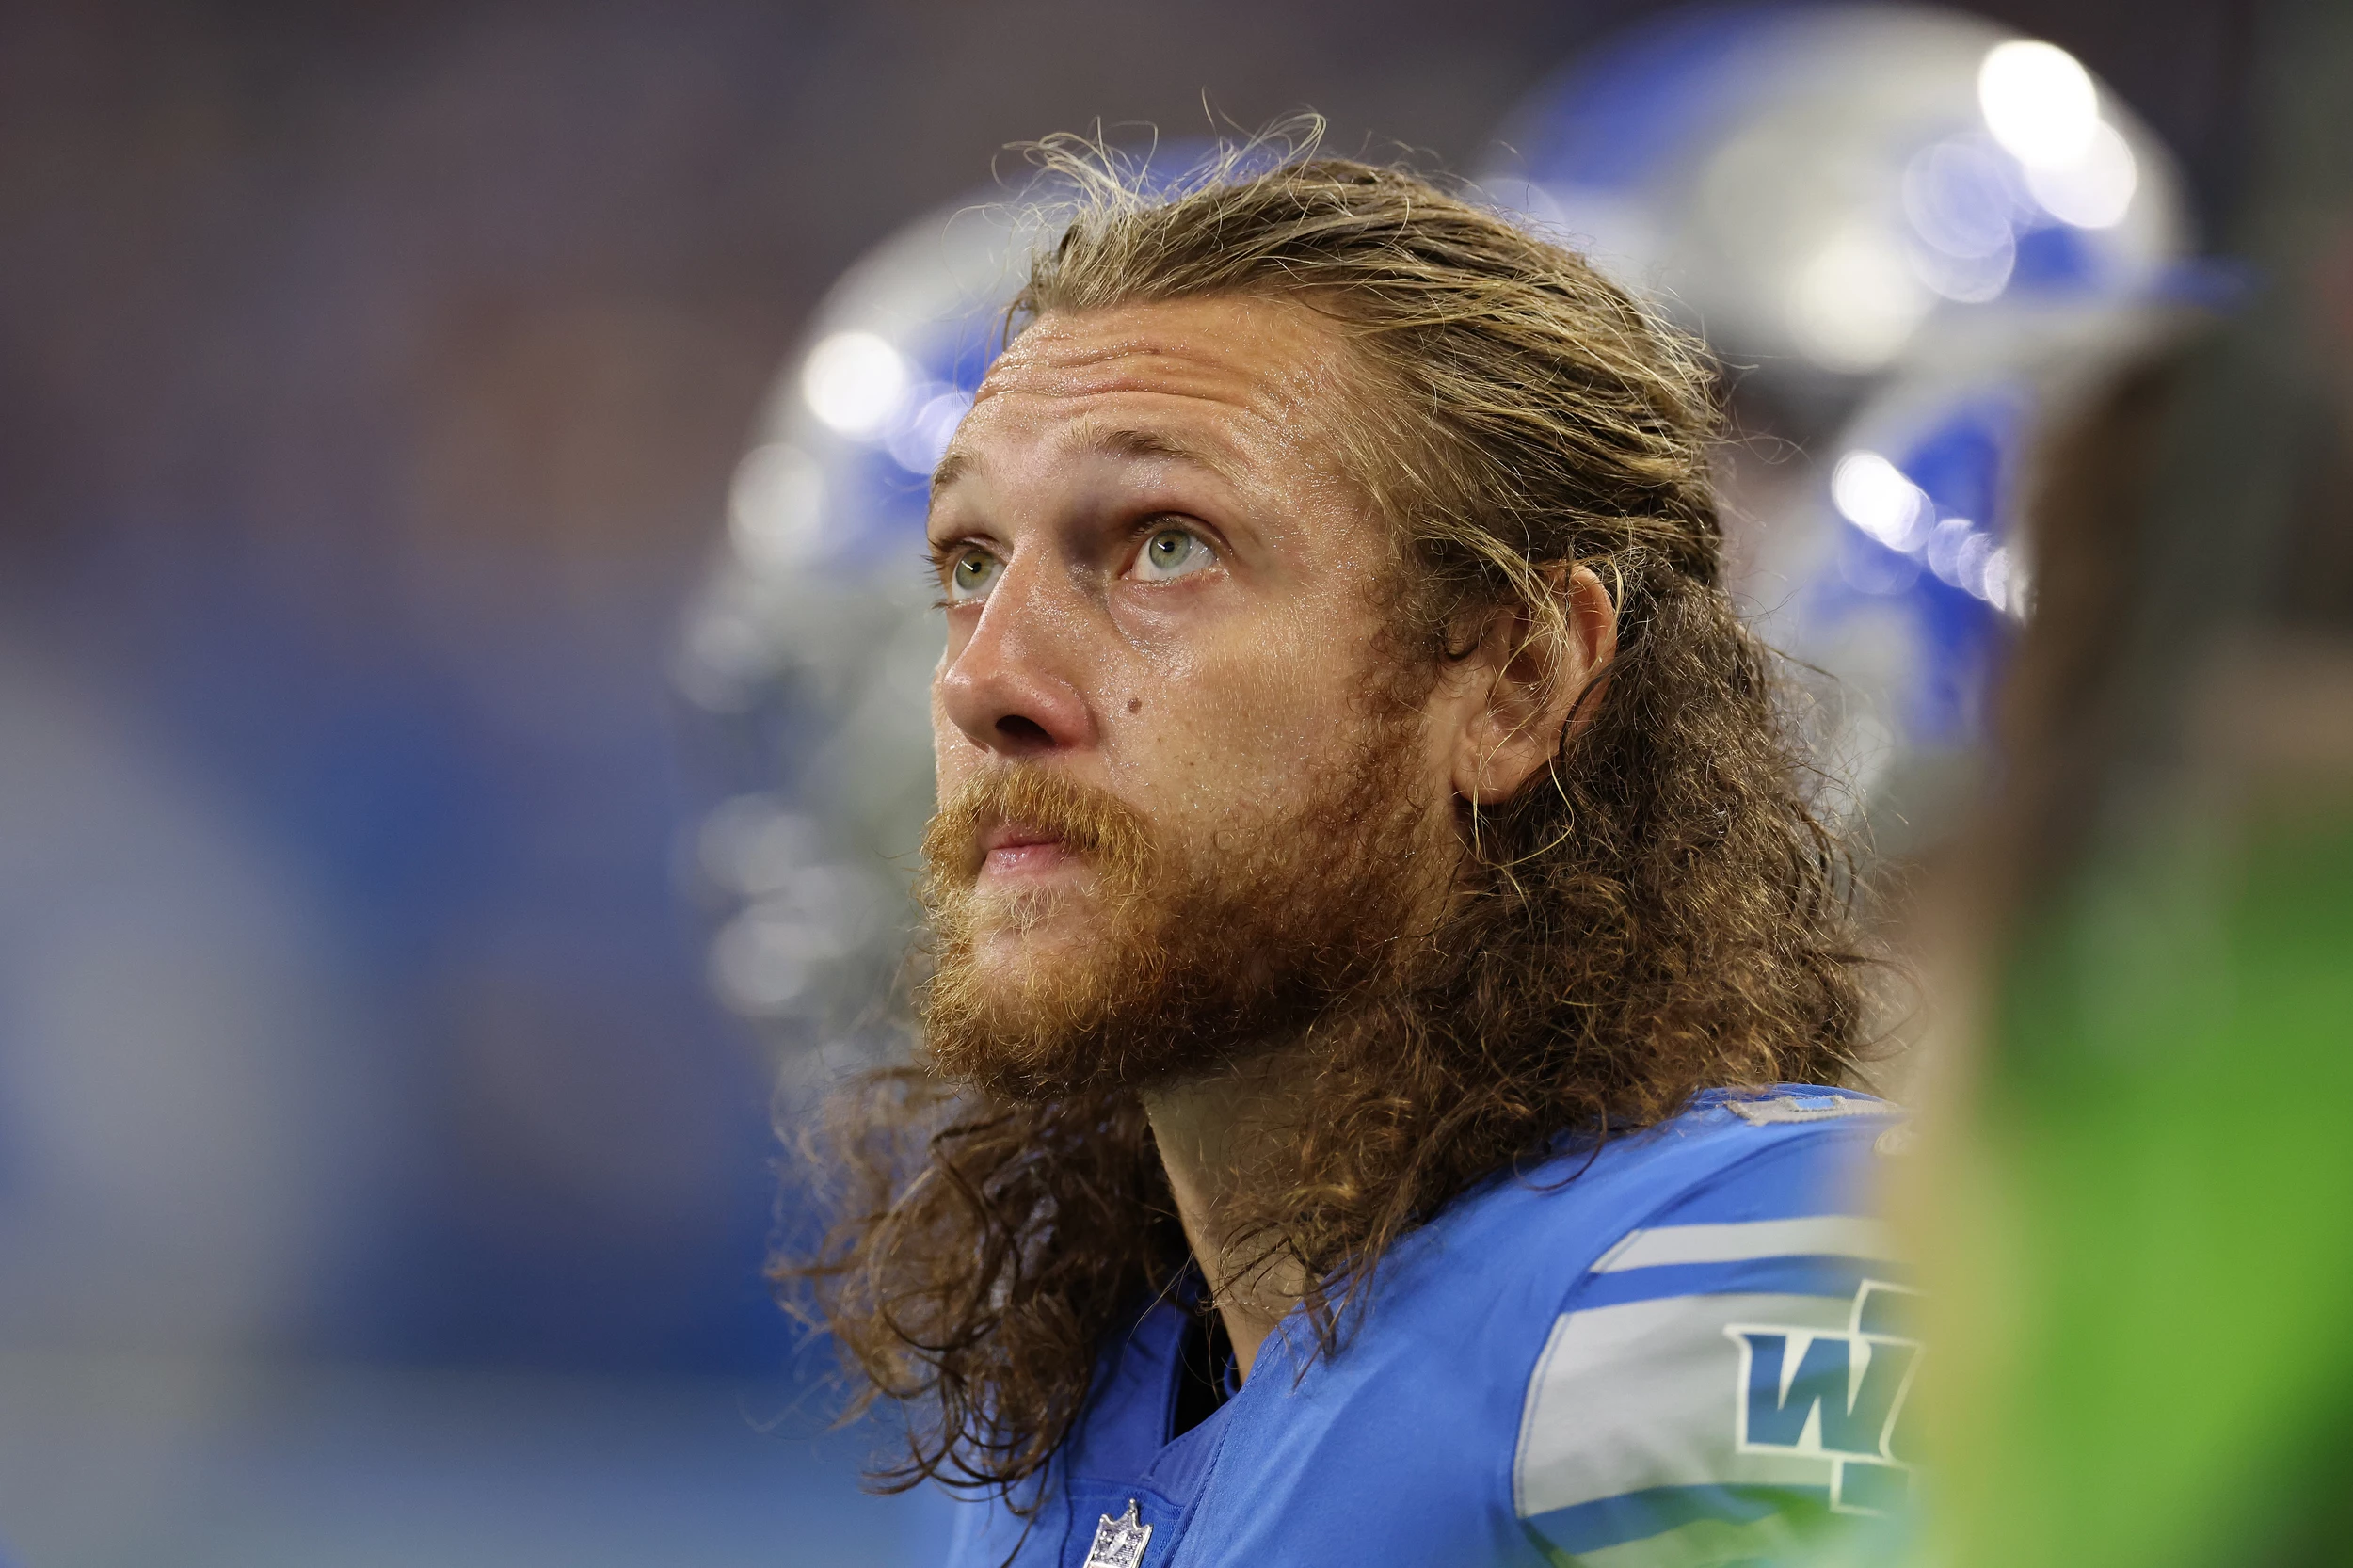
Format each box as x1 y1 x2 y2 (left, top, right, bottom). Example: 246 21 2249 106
1178 1087 1911 1568
1431 1086 1907 1285
944 1088 1913 1568
1493 1087 1916 1567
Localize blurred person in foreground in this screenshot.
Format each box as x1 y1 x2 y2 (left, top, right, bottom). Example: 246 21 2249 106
788 140 1911 1568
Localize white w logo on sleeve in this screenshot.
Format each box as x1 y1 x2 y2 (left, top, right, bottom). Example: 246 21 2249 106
1725 1280 1921 1515
1514 1208 1918 1565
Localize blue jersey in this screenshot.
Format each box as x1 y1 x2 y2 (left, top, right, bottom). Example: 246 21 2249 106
940 1087 1915 1568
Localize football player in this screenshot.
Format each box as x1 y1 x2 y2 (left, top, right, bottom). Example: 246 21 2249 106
790 142 1910 1568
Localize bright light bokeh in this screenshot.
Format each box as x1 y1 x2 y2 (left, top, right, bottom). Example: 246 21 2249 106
885 387 972 474
1903 139 2024 260
1788 227 1933 373
1978 40 2102 169
1979 545 2019 614
2025 120 2139 228
1833 451 2025 617
801 330 909 436
1833 450 1933 550
1908 237 2016 303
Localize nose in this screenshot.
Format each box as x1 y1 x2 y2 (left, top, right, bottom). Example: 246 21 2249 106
935 560 1098 758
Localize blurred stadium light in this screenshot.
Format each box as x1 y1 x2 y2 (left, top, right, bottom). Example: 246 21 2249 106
1477 3 2192 392
1913 0 2353 1560
673 188 1046 1079
1479 3 2206 851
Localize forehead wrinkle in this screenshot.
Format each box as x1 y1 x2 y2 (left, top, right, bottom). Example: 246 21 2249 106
936 301 1370 517
976 359 1301 434
976 306 1340 418
985 363 1338 480
1061 416 1247 488
928 404 1249 512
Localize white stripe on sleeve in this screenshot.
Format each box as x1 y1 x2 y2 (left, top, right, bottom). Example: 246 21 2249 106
1588 1216 1897 1274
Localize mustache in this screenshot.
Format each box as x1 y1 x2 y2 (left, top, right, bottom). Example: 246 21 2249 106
921 765 1158 888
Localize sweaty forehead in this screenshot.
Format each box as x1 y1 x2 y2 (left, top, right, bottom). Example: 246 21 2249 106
964 296 1362 449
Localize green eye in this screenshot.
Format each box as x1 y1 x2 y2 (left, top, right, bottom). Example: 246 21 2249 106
1136 527 1210 581
948 551 1001 600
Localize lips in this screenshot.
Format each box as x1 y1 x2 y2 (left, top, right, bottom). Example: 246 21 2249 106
981 822 1064 856
977 821 1076 878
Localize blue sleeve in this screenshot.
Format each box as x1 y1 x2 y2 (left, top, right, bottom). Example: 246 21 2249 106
1506 1087 1911 1562
1511 1094 1917 1567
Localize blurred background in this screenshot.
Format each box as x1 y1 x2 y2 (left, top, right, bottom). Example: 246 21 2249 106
0 1 2323 1565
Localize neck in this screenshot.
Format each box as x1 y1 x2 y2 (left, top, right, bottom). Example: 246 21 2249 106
1139 1046 1315 1384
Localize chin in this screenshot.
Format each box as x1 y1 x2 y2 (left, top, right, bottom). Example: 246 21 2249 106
968 874 1102 938
968 916 1106 992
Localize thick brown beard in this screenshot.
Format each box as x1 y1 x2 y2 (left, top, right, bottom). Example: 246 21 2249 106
917 712 1443 1101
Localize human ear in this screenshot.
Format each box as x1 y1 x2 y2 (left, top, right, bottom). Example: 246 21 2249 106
1446 563 1618 807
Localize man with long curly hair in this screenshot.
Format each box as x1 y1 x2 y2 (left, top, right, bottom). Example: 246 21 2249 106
788 139 1909 1568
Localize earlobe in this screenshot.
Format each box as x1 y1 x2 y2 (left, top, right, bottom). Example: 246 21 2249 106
1448 564 1619 808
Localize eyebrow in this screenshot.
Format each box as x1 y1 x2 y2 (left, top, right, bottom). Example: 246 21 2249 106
929 424 1238 504
930 449 971 500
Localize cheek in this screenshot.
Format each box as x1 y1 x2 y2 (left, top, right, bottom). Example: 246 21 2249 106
1112 593 1386 813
